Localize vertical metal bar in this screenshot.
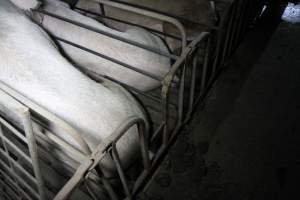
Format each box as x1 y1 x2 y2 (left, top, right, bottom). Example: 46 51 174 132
21 110 46 200
226 1 241 58
94 166 119 200
200 37 212 94
221 2 237 65
211 3 232 81
229 0 245 52
178 61 187 123
188 54 197 115
235 0 248 48
111 144 131 199
138 122 150 170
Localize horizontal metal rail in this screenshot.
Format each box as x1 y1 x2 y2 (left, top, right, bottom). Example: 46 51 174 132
74 7 182 41
54 36 164 81
0 168 33 200
0 159 39 199
32 9 178 60
0 148 37 185
0 82 92 155
96 0 187 52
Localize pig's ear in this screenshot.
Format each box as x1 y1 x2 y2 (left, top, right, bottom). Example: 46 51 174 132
10 0 42 11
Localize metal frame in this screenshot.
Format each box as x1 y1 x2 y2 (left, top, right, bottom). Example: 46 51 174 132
0 0 266 199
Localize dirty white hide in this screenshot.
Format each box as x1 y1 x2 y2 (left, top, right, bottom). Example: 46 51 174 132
76 0 217 50
0 0 147 176
9 0 41 10
32 0 171 92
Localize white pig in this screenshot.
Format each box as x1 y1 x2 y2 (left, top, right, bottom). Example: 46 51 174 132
29 0 171 92
9 0 41 10
76 0 217 50
1 0 148 176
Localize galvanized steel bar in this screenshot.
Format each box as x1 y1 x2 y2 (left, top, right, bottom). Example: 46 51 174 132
32 9 178 60
96 0 187 52
0 83 92 155
0 148 37 185
0 117 27 144
0 159 39 199
21 111 47 200
54 36 164 81
1 135 32 164
74 7 182 41
111 144 131 198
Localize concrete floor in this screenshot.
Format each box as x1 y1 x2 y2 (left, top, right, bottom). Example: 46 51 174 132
141 7 300 200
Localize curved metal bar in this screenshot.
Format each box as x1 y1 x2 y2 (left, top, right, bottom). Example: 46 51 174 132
161 32 210 144
54 116 148 200
0 82 92 155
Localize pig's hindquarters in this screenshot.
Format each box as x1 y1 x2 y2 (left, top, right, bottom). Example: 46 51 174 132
0 0 146 177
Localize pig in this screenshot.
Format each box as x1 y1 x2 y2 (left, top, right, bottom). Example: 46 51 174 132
76 0 217 50
8 0 41 10
27 0 171 92
1 0 148 176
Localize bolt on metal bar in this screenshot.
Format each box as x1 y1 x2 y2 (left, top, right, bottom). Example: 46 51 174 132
32 9 178 60
54 36 164 81
74 7 182 41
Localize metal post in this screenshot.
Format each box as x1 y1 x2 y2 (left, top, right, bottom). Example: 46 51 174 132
21 110 47 200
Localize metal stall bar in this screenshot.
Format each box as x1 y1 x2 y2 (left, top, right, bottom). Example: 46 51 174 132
32 9 178 60
221 1 238 65
0 148 37 185
0 158 39 199
54 116 148 200
0 179 21 200
0 83 92 155
97 0 187 52
73 7 182 41
53 36 163 82
185 33 211 122
0 102 44 199
21 110 47 200
210 1 233 81
234 0 249 49
0 169 34 200
0 175 19 196
227 0 245 56
161 32 210 144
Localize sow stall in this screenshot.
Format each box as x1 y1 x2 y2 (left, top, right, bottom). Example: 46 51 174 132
0 0 265 199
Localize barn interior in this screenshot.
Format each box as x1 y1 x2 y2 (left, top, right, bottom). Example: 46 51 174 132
0 1 299 200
